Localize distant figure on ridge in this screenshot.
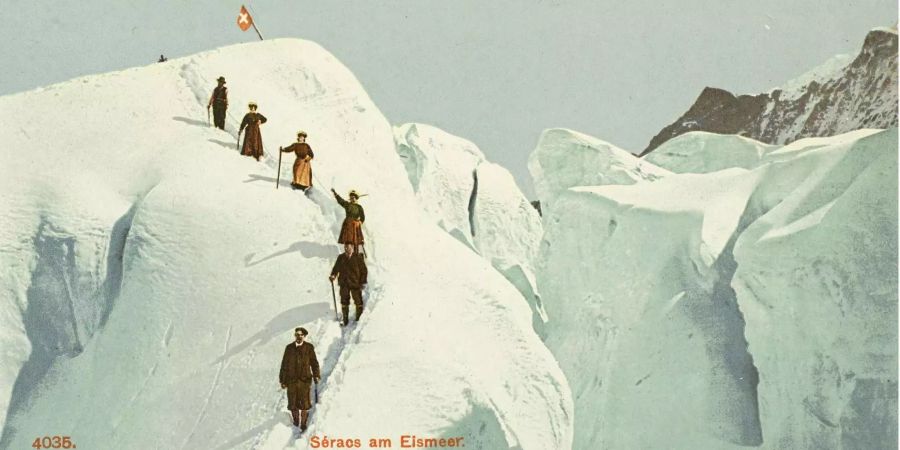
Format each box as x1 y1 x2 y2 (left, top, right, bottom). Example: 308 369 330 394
280 131 314 191
279 327 320 434
330 244 368 326
239 101 267 161
207 76 228 130
158 54 168 63
331 189 365 254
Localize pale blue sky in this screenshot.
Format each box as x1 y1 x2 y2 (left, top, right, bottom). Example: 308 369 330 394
2 0 895 197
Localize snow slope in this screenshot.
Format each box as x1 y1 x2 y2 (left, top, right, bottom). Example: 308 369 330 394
394 123 546 331
533 129 897 449
0 39 572 449
774 53 854 100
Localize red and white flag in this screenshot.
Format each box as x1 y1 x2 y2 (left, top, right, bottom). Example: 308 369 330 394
237 5 253 32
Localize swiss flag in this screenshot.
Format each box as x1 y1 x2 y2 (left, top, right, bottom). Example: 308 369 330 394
237 5 253 31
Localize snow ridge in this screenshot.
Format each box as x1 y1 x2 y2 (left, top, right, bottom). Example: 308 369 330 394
0 39 573 449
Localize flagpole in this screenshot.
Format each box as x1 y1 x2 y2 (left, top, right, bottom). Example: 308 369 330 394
247 5 264 41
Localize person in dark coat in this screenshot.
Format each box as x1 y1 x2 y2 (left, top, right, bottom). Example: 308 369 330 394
331 189 365 253
329 243 368 326
280 131 314 191
279 327 321 433
207 76 228 130
239 102 267 161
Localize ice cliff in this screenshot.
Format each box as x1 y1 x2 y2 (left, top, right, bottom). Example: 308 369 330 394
532 126 896 449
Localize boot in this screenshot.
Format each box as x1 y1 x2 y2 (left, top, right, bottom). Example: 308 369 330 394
300 410 309 432
341 306 349 326
291 409 300 427
355 304 364 321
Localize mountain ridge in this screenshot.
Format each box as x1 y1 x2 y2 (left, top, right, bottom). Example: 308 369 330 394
641 27 898 156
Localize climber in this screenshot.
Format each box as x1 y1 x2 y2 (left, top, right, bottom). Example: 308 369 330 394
331 188 365 254
239 101 267 160
279 327 321 434
280 131 314 191
329 244 368 326
207 76 228 130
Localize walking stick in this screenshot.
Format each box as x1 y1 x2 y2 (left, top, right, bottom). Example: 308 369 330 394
361 224 369 259
330 279 339 321
314 381 319 404
276 146 283 189
236 130 242 151
207 106 210 126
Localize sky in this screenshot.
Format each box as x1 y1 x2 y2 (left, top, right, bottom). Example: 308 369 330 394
2 0 895 198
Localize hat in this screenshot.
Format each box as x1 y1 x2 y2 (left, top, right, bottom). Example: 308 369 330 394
248 101 258 108
348 190 360 198
297 130 308 137
294 327 308 336
216 76 226 83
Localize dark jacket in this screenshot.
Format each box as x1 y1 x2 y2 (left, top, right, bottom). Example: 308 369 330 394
208 86 228 108
281 142 314 159
331 253 368 288
279 341 320 384
239 112 267 132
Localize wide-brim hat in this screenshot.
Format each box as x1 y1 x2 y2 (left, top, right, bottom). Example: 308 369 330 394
248 101 258 108
297 130 308 137
348 190 360 198
217 76 226 83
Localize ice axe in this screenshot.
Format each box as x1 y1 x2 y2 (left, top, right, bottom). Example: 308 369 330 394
312 172 326 191
207 106 210 126
329 278 339 322
276 146 283 189
314 380 319 404
236 130 242 151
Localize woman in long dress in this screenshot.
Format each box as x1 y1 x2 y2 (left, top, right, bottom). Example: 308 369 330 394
331 189 365 253
239 102 267 161
280 131 314 191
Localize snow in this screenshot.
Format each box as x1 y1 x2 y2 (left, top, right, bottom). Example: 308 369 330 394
0 39 572 449
732 129 898 449
756 26 898 146
393 123 486 249
533 129 897 449
644 131 779 173
766 128 883 158
394 123 546 332
773 53 854 100
528 128 670 210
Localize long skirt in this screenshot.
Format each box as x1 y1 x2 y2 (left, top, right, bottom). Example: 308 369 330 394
292 158 312 188
241 125 264 160
338 219 364 245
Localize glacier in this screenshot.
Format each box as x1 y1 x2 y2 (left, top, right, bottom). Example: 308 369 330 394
645 131 779 173
527 128 670 210
532 127 897 449
394 123 546 332
0 39 573 449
